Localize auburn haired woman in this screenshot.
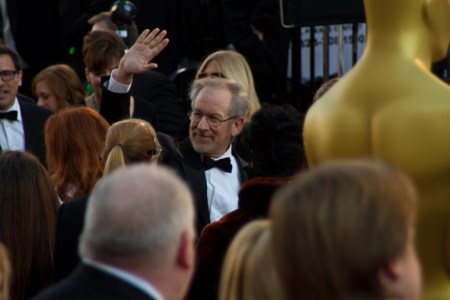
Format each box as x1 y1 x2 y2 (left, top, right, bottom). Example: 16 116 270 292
32 64 85 112
45 106 109 201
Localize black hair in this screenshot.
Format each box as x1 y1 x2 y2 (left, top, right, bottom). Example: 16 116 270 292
244 104 305 177
0 47 21 70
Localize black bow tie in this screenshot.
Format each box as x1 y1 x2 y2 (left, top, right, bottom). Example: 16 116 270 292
202 156 232 173
0 111 18 121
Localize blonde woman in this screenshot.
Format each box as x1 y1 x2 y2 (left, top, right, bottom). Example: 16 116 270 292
32 64 85 112
219 220 284 300
103 118 163 175
196 50 261 123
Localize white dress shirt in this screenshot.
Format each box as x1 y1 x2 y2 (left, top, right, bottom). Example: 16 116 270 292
108 69 132 93
0 98 25 151
205 146 241 222
83 258 164 300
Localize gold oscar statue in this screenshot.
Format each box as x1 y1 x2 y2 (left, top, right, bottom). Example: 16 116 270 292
304 0 450 298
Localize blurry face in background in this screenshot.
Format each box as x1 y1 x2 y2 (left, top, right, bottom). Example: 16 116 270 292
198 60 225 79
85 60 118 107
35 80 59 113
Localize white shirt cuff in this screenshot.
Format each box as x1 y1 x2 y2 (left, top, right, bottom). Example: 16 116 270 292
106 69 132 93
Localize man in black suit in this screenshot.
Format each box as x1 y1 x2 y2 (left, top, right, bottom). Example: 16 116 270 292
0 47 51 162
177 78 249 235
34 164 196 300
108 30 250 235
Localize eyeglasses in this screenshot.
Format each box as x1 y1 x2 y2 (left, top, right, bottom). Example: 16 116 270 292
188 111 238 128
147 148 162 158
197 72 226 79
0 70 19 82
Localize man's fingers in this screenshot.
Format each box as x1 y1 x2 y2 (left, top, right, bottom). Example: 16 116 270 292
148 30 167 48
151 38 169 56
143 28 161 45
136 29 151 44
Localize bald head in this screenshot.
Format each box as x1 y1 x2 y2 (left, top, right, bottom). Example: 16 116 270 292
79 164 195 266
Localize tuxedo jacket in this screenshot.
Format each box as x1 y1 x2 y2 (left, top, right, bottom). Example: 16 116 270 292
99 86 158 127
53 196 89 282
171 138 249 235
33 264 156 300
100 74 185 139
17 97 52 164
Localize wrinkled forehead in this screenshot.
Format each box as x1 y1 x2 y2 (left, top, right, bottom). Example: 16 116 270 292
192 87 233 115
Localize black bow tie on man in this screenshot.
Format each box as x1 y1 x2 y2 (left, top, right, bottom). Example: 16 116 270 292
202 156 232 173
0 111 18 121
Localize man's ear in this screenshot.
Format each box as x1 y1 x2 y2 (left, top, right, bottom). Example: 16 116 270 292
176 230 195 270
380 259 401 282
231 116 245 137
17 70 22 87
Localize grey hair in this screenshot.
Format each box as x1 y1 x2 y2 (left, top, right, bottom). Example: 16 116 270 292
79 164 195 265
189 77 250 119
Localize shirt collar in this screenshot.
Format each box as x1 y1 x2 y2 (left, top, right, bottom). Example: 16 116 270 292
214 145 233 160
83 258 164 300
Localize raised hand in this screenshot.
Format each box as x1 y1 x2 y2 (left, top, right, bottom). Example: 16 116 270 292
115 28 169 84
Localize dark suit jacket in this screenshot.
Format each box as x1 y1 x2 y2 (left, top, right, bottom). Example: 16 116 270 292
53 196 89 282
33 264 156 300
131 71 186 137
18 97 52 163
100 74 185 138
99 86 158 128
174 138 249 235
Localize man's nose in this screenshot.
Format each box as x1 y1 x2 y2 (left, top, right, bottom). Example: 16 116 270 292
197 116 210 130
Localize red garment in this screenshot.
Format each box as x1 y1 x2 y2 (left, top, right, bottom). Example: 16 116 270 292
187 176 295 300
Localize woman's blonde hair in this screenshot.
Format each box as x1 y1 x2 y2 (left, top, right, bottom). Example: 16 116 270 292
219 220 284 300
103 119 162 175
196 50 261 123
